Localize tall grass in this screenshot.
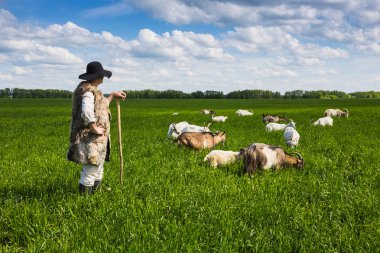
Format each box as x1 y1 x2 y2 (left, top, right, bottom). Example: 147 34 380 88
0 98 379 252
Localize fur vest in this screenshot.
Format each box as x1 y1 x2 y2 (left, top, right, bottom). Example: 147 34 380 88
67 82 111 165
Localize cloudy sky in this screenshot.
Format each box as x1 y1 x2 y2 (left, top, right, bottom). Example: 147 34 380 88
0 0 379 94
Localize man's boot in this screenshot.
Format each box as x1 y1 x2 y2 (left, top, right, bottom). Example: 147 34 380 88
79 183 93 195
93 181 102 192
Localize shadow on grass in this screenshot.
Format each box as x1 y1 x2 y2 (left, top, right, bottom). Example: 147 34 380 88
0 179 79 202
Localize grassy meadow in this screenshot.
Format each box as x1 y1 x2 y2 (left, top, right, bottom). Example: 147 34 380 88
0 98 379 252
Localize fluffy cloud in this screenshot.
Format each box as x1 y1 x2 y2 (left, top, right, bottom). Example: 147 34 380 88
103 0 380 56
223 26 348 66
130 29 230 60
0 4 379 93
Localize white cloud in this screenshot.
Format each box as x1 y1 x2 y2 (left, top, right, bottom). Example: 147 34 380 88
13 66 31 75
0 5 379 93
0 73 14 81
130 29 230 60
223 26 348 66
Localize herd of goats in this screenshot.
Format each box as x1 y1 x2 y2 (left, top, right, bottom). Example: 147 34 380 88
166 108 349 174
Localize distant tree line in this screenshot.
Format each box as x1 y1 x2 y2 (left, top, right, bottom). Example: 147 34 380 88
125 89 380 99
1 88 379 99
0 88 72 98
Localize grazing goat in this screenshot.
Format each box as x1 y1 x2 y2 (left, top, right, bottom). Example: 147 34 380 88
283 121 300 148
204 150 243 168
240 143 304 174
212 115 228 122
265 123 287 132
167 121 211 139
324 108 349 117
176 132 226 150
201 109 216 115
236 109 254 116
262 114 288 123
313 116 333 126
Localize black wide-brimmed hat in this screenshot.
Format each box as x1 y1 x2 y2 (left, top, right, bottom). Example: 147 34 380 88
78 61 112 80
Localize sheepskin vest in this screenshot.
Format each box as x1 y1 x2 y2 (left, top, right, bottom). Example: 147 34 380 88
67 81 111 165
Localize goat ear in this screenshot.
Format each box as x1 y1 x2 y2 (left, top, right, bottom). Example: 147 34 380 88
221 131 226 136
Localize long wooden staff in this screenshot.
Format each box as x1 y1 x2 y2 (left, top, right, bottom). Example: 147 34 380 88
116 98 124 185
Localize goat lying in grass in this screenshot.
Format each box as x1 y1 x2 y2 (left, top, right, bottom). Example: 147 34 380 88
176 132 226 150
204 150 243 168
240 143 304 174
313 116 333 126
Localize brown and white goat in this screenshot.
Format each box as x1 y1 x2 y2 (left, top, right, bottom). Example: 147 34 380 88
324 108 349 117
176 132 226 150
262 114 288 123
239 143 304 174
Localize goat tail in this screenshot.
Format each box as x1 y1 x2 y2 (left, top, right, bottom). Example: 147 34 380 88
204 154 209 162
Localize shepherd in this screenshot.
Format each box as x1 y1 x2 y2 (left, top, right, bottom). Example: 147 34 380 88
67 61 126 194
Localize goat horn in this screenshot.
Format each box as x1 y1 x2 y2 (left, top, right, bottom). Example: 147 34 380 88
290 152 303 160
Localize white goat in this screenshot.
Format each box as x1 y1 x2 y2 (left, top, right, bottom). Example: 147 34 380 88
204 150 243 168
201 109 216 115
212 115 228 122
167 121 211 139
236 109 253 116
324 108 349 117
313 116 333 126
265 123 287 132
283 121 300 148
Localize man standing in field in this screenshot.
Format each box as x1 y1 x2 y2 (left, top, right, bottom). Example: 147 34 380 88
67 61 126 194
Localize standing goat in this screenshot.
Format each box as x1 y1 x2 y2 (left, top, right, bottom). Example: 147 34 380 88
240 143 304 174
176 132 226 150
324 108 349 117
283 121 300 148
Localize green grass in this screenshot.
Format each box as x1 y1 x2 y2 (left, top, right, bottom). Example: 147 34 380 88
0 98 379 252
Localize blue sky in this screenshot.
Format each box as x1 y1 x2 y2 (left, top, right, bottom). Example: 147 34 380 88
0 0 379 93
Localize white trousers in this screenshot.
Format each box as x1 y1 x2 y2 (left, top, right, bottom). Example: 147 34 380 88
80 163 104 186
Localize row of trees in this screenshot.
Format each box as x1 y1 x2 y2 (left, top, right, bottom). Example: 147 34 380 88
124 89 380 99
0 88 72 98
1 88 379 99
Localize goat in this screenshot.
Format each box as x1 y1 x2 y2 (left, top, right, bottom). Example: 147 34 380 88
324 108 349 117
236 109 254 116
240 143 304 174
204 150 243 168
262 114 288 123
212 115 228 122
176 132 226 150
167 121 211 139
283 121 300 148
201 109 216 115
265 123 287 132
313 116 333 126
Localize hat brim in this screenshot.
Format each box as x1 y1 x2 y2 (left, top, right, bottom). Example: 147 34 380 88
78 70 112 80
